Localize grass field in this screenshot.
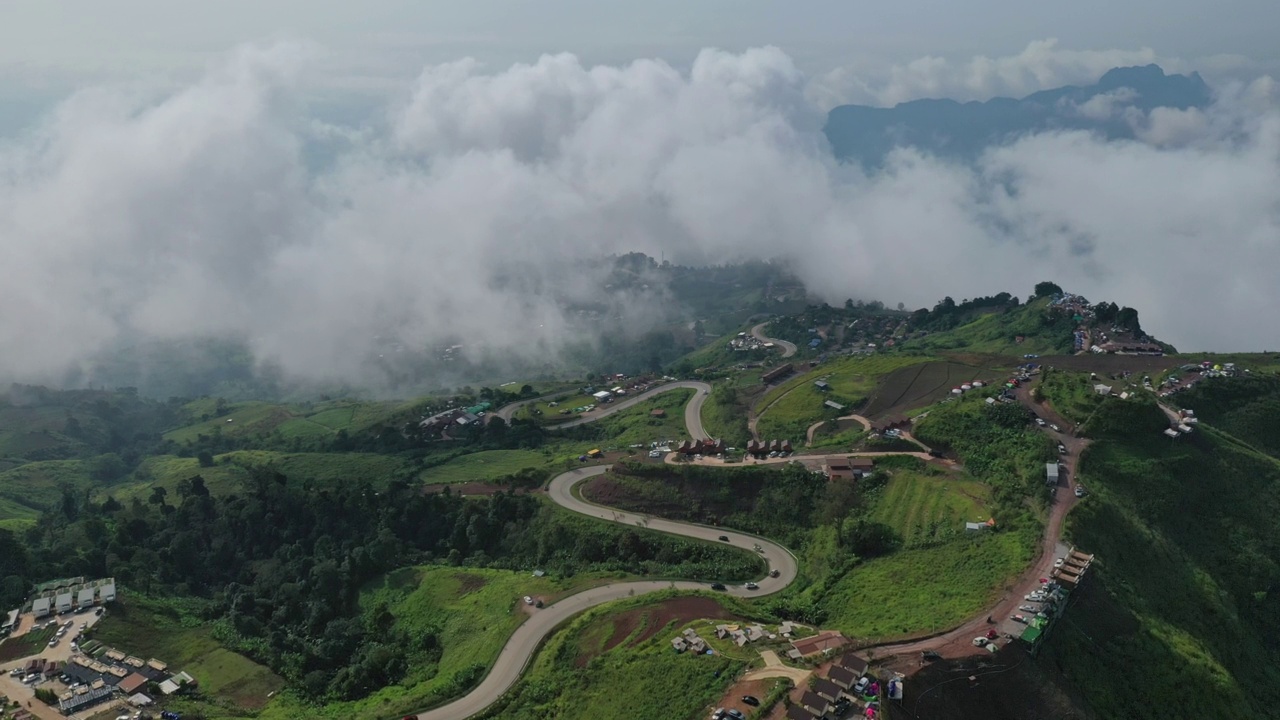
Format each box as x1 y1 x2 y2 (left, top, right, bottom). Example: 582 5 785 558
89 593 284 710
815 532 1031 640
259 566 608 720
419 450 549 484
517 393 597 423
0 459 93 519
568 390 694 448
867 471 993 548
755 355 930 441
164 398 412 446
480 592 749 720
862 360 1005 419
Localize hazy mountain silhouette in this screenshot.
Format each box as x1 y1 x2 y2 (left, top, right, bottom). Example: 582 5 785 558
824 64 1212 165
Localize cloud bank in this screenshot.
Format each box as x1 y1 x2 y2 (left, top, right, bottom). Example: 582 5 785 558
1 43 1278 389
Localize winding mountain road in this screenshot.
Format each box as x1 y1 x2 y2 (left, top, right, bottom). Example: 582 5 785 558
551 381 711 437
413 466 796 720
412 374 1081 719
751 321 797 358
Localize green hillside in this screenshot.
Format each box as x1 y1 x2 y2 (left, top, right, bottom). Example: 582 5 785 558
1046 395 1280 717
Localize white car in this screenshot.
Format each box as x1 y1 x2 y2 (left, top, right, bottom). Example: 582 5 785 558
1050 424 1061 432
523 596 534 605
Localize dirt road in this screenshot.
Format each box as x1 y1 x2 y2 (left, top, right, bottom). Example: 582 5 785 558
870 384 1085 662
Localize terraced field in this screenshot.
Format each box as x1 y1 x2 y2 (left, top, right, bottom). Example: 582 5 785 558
867 471 993 548
862 360 1003 419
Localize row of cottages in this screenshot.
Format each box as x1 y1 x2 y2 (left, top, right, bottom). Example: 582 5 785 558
678 438 726 455
670 627 708 654
31 578 115 618
714 623 767 647
786 652 872 720
823 457 875 482
746 439 792 457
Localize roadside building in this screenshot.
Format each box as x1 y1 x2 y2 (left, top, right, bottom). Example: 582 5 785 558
31 597 50 618
812 677 843 702
789 630 848 658
800 691 831 716
119 672 149 695
2 609 18 633
786 706 816 720
55 591 73 614
827 664 858 690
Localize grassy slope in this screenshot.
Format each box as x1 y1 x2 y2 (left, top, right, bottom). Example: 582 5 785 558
904 298 1075 356
260 567 609 720
867 470 993 548
89 593 284 713
0 459 93 519
1043 402 1280 717
756 355 929 441
480 593 749 720
419 449 549 484
816 533 1030 640
562 389 694 448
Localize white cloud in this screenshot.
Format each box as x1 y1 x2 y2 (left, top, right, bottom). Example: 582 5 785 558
1 43 1278 391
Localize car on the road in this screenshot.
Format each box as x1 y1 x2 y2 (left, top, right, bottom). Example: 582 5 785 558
769 569 780 578
710 583 727 591
718 535 730 542
1050 423 1061 432
744 582 759 591
742 695 760 706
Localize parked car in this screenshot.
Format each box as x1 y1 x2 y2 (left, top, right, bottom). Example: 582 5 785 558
709 583 727 591
742 695 760 706
1075 486 1087 497
523 596 534 605
854 676 871 694
921 650 942 662
1050 424 1061 432
726 710 745 720
1035 418 1046 426
1012 614 1028 624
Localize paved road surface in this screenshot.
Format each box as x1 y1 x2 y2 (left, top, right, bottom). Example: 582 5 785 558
413 465 796 720
413 374 1084 718
751 322 797 358
549 381 711 438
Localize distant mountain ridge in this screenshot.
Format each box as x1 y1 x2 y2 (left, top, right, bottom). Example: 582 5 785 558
823 64 1212 165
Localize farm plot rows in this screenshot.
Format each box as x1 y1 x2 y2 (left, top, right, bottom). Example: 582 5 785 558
862 361 1002 419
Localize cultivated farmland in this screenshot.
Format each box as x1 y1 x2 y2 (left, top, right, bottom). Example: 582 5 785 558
867 470 993 548
862 360 1004 419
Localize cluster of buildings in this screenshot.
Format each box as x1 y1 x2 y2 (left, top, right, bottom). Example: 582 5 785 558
1015 548 1095 653
822 457 875 482
728 332 774 353
671 627 709 654
745 439 792 458
714 622 768 647
28 577 115 619
785 652 891 720
1162 408 1199 439
677 438 728 456
417 402 492 434
55 643 194 715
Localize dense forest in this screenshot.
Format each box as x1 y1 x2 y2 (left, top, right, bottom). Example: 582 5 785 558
7 469 761 702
